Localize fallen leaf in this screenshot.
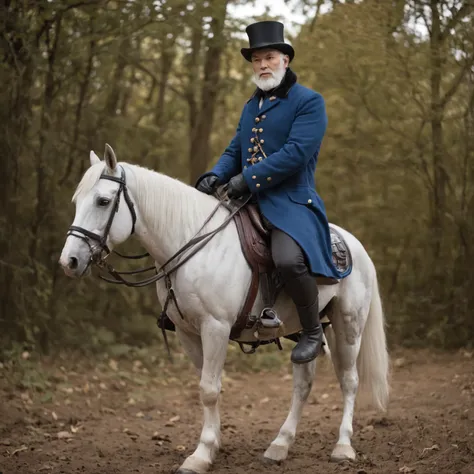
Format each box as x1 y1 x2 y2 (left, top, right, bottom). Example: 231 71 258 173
421 444 440 457
321 393 329 400
21 351 30 360
259 397 270 404
52 411 58 421
399 467 415 473
20 393 31 402
136 412 145 418
175 445 186 452
394 357 406 368
38 463 54 471
108 359 119 371
169 415 180 423
11 445 28 456
57 431 73 440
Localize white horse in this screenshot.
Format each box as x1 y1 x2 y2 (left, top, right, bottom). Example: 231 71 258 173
59 145 389 473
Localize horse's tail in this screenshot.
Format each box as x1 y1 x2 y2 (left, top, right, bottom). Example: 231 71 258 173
356 269 390 411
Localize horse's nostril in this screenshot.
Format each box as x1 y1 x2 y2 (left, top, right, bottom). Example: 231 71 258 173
69 257 78 270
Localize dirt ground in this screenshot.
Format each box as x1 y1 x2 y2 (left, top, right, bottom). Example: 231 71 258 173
0 346 473 474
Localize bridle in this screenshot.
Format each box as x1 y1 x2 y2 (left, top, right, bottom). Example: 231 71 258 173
66 166 137 265
66 165 250 288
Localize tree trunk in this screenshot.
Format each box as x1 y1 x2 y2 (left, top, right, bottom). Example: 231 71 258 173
429 0 446 259
0 1 36 342
189 0 229 184
59 17 96 185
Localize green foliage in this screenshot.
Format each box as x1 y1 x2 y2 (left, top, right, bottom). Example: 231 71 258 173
0 0 472 358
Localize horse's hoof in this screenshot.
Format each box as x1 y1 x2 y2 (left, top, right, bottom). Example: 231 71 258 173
330 444 356 462
261 455 282 466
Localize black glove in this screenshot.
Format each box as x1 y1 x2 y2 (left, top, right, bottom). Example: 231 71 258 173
227 173 250 199
196 175 220 195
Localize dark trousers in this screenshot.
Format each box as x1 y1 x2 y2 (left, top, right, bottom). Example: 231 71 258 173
269 227 319 309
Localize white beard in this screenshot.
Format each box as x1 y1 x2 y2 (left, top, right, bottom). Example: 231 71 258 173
252 63 287 91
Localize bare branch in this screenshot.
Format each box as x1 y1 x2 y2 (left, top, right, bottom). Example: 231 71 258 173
126 57 186 99
441 52 474 108
440 3 474 42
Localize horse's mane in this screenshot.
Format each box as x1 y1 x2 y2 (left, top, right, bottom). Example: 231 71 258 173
126 163 214 238
72 161 221 241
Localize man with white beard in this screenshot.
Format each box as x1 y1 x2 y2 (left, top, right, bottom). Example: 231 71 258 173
196 20 346 364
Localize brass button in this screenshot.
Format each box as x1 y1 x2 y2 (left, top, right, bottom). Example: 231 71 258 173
253 146 258 152
256 183 261 188
262 115 266 119
267 177 272 181
307 199 312 204
252 175 256 180
260 139 265 144
258 157 263 161
259 128 263 133
252 128 256 132
255 117 260 123
248 148 252 152
250 138 255 143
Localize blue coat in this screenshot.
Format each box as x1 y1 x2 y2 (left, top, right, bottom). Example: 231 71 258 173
198 73 350 280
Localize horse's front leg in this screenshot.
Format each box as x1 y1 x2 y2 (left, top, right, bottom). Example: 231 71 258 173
175 326 203 375
177 318 230 474
263 359 317 463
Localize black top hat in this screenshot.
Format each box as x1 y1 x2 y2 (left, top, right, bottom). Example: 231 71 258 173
241 21 295 62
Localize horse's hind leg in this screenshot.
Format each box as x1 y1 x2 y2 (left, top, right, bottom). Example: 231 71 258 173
329 310 363 462
263 359 317 463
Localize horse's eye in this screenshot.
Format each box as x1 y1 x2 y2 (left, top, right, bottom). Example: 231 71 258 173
97 197 111 207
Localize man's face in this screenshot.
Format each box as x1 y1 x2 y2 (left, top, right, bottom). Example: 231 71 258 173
250 48 289 91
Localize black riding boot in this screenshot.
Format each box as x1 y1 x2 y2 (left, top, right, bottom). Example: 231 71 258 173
284 272 323 364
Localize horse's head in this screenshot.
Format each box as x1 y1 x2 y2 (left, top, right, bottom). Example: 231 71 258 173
59 144 136 278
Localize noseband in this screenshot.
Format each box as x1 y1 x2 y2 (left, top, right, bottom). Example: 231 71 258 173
66 166 137 263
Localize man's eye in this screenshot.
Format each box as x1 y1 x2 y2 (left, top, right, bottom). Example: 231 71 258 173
97 197 111 207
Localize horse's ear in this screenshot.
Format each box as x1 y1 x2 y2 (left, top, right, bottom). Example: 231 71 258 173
104 143 117 171
90 150 101 166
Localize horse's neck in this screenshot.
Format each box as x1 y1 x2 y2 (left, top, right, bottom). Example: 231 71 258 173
126 165 223 265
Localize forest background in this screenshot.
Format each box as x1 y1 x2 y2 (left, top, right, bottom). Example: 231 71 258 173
1 0 473 360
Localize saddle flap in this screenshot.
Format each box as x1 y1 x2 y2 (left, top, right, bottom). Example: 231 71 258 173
233 206 273 271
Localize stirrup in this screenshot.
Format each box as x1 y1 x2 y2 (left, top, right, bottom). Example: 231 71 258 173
259 307 282 328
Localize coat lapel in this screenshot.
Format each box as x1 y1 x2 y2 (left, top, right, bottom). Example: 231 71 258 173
247 95 260 118
258 96 282 116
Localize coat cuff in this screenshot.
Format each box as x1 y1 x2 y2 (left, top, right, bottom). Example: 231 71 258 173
242 166 269 193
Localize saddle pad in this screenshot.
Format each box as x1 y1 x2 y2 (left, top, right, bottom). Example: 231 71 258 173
329 226 352 276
